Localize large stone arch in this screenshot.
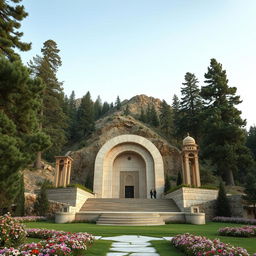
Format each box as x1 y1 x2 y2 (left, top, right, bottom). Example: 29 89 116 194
94 134 164 198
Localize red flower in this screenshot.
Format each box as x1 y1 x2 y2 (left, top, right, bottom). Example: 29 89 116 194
31 249 39 254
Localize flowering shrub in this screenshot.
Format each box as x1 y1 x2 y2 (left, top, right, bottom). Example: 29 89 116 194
0 213 27 247
0 230 94 256
218 226 256 237
26 228 67 239
172 233 249 256
14 216 47 222
213 216 256 225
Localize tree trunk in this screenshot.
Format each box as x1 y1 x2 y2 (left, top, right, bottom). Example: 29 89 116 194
225 169 235 186
35 151 42 169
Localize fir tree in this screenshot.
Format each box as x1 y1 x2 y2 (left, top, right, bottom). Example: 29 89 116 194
0 0 31 61
172 94 181 139
150 105 160 127
179 72 202 140
246 126 256 159
94 96 102 120
115 96 121 110
0 58 50 212
76 92 95 138
159 100 173 139
215 181 231 217
102 102 110 115
201 59 248 185
29 40 67 162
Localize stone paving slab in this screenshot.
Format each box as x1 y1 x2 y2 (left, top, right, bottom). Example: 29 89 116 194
162 236 173 241
106 253 128 256
130 253 160 256
110 247 156 253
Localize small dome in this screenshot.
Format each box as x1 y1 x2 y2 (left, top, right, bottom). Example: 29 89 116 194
183 135 196 145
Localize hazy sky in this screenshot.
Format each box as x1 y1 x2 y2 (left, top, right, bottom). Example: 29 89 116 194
20 0 256 128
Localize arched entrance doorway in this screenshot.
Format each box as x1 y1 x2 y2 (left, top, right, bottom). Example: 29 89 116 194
94 135 164 198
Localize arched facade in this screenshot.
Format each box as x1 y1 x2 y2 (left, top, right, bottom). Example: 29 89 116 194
94 135 164 198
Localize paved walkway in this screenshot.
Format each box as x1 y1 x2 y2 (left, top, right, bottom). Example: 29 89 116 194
96 235 173 256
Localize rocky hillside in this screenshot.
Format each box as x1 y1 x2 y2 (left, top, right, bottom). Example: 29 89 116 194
70 112 182 187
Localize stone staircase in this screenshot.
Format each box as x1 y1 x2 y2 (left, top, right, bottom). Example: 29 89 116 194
80 198 180 212
78 198 181 225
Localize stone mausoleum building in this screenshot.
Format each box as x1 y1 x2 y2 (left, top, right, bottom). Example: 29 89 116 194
48 134 218 225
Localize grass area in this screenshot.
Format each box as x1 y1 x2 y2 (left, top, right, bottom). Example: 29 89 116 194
152 240 184 256
86 240 112 256
25 222 256 255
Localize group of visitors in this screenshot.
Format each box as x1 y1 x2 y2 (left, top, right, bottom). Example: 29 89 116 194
150 189 157 199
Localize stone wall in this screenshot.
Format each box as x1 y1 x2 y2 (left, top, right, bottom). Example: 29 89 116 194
46 187 94 212
165 187 218 212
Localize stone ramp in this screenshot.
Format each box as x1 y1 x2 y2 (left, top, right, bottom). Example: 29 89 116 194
79 198 180 212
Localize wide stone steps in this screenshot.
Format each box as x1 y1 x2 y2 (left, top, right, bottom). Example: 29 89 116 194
80 198 180 212
97 213 165 226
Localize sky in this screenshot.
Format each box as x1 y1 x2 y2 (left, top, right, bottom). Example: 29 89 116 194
19 0 256 128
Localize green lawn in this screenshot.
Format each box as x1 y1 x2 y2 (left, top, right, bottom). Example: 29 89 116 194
25 222 256 255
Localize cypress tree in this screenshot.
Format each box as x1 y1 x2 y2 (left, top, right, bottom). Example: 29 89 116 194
243 173 256 218
176 171 183 186
215 181 231 217
164 175 171 193
13 174 25 216
0 0 31 61
34 183 49 216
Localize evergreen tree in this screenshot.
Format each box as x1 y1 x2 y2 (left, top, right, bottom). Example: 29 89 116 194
164 175 171 193
124 104 130 116
179 72 202 140
0 58 50 212
172 94 181 139
13 174 25 216
29 40 67 162
94 96 102 120
67 91 77 140
176 171 183 186
159 100 173 139
139 108 146 123
34 183 49 216
115 96 121 110
215 181 231 217
246 126 256 159
102 102 110 115
200 59 248 185
0 0 31 61
243 172 256 218
151 105 160 127
76 92 95 138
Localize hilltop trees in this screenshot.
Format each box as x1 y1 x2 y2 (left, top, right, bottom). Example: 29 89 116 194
0 0 31 61
159 100 173 140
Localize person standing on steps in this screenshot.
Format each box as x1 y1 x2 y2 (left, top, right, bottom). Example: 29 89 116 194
153 189 157 199
150 189 153 199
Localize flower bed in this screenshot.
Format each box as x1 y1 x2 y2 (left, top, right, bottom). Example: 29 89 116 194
213 216 256 225
26 228 67 239
14 216 47 222
218 226 256 237
0 213 27 247
0 231 94 256
172 233 249 256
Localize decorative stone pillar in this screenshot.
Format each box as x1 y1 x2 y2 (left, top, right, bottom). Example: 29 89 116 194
181 134 201 187
54 156 73 187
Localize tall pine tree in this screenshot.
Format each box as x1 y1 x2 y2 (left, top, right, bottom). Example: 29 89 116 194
201 59 248 185
159 100 173 140
0 0 31 61
179 72 202 141
29 40 67 163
